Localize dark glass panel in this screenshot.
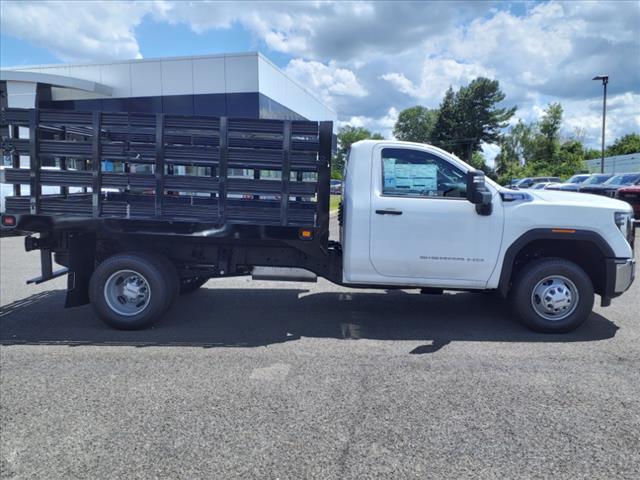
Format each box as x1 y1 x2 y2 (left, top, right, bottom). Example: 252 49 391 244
226 92 259 118
258 93 305 120
193 93 226 116
128 96 163 113
101 97 130 112
162 95 194 115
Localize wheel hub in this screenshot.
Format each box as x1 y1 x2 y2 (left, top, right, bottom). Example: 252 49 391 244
531 275 579 321
123 277 146 301
104 270 151 316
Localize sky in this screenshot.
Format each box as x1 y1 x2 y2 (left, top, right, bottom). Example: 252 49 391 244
1 0 639 165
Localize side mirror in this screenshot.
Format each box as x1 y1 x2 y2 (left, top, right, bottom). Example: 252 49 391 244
466 169 493 216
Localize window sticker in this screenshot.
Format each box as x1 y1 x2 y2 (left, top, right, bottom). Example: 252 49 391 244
384 158 437 193
407 163 437 191
383 158 397 190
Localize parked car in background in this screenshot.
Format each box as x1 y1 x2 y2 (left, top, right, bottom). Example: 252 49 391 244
617 180 640 218
567 173 591 184
577 174 614 191
548 173 613 192
505 178 521 188
530 182 559 190
580 173 640 198
512 176 562 189
330 179 343 195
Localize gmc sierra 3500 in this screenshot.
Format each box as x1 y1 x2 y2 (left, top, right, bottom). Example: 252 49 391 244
0 108 635 332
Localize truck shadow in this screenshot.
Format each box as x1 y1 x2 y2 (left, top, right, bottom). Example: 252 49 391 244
0 286 619 353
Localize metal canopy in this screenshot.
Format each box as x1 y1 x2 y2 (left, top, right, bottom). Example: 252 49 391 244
0 70 113 96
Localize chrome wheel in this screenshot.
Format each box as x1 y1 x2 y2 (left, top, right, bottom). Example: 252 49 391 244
530 275 579 321
103 269 151 316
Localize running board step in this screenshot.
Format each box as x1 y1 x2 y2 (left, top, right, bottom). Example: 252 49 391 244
27 267 69 284
252 267 317 282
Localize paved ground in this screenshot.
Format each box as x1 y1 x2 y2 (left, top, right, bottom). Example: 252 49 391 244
1 224 639 479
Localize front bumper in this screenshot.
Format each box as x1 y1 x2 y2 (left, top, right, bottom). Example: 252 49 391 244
602 257 635 306
614 258 635 294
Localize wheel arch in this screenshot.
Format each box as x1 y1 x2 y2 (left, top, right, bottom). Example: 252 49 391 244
497 229 614 298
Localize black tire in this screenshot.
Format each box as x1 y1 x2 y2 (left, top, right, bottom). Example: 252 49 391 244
179 276 208 294
511 258 594 333
153 254 180 311
89 253 169 330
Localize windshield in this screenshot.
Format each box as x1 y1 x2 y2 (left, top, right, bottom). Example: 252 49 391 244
604 174 639 186
604 175 624 185
583 174 611 185
621 173 640 184
566 174 589 184
515 178 532 186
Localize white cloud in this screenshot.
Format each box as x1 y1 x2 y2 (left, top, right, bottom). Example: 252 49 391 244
561 93 640 148
284 59 367 107
154 1 488 61
0 1 152 62
2 0 638 151
381 58 494 106
338 107 399 139
481 143 501 168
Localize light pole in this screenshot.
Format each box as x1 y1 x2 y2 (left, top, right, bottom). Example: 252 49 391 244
592 75 608 174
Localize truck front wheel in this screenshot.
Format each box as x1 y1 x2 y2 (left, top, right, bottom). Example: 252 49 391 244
511 258 594 333
89 253 169 330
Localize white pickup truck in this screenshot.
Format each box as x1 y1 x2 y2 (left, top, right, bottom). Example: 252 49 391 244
339 140 635 332
1 109 635 332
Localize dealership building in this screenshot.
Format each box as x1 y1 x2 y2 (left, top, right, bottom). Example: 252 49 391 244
0 53 336 200
0 52 336 123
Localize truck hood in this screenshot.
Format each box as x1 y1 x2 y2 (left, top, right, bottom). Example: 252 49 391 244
527 189 632 211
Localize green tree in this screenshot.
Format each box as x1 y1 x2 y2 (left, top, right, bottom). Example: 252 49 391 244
332 125 383 178
432 87 461 153
469 151 496 179
553 140 586 178
607 133 640 156
584 147 602 160
537 102 563 162
494 121 533 182
494 103 590 184
539 103 563 143
393 106 438 143
432 78 516 160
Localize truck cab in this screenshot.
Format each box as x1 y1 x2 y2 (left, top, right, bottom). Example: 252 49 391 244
342 141 503 288
340 140 635 331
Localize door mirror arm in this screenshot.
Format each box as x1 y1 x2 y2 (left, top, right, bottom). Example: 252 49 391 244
466 169 493 216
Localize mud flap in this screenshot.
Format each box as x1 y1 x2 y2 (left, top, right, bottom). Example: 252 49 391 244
64 233 96 308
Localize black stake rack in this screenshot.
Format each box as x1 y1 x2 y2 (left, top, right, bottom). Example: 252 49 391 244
1 108 332 230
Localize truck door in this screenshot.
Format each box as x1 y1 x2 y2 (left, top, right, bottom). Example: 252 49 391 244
368 145 504 286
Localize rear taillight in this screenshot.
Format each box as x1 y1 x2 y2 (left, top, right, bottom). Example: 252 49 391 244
1 215 16 227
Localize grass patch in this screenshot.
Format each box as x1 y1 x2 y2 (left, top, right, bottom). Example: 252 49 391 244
330 195 341 212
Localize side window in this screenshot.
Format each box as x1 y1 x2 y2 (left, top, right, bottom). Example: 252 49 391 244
381 147 466 198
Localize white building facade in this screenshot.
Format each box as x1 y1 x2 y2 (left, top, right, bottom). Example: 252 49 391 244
0 52 336 123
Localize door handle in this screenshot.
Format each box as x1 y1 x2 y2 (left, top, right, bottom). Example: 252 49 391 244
375 209 403 215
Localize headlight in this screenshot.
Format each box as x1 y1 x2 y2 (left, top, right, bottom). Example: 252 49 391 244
615 211 635 247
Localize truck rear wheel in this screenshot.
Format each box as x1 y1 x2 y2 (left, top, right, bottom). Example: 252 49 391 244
89 253 169 330
154 255 180 310
511 258 594 333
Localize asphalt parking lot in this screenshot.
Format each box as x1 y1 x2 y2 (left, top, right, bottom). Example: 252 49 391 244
1 225 639 479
